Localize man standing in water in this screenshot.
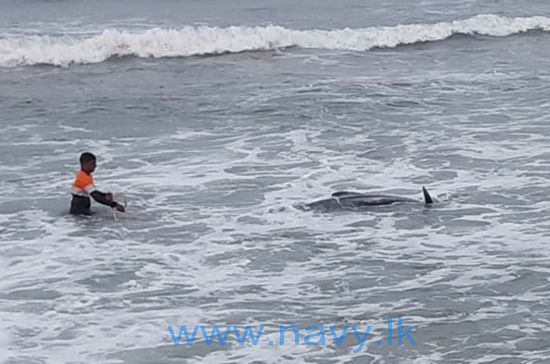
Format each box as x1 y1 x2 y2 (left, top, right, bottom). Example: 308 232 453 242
70 152 126 215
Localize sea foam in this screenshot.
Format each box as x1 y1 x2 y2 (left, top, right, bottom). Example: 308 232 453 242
1 14 549 67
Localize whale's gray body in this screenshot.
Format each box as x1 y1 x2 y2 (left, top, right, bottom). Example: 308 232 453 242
304 187 434 211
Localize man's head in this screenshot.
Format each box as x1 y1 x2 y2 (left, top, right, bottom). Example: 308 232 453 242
79 152 97 173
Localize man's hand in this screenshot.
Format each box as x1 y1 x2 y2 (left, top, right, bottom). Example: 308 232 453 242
115 203 126 213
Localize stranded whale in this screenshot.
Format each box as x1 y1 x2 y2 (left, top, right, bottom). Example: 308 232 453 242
303 186 434 211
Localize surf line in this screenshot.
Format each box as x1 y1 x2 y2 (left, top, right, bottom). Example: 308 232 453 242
112 195 128 221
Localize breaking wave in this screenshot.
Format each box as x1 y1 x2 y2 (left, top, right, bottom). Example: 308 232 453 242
1 14 549 67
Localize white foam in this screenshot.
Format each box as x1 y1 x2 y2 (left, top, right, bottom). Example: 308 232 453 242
1 14 549 67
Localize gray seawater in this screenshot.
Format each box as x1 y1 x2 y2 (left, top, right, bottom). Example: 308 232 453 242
1 1 550 363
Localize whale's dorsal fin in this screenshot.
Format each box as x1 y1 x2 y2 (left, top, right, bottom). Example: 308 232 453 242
422 186 434 205
332 191 363 198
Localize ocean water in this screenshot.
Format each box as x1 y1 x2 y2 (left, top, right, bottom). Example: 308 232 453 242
1 1 550 363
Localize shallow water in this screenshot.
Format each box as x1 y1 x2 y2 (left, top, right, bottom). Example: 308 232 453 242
1 1 550 363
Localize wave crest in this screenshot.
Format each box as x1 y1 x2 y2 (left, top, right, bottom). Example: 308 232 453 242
1 14 549 67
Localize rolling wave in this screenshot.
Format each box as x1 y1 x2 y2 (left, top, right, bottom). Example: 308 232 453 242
1 14 549 67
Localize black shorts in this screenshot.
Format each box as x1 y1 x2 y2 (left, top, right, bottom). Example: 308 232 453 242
70 195 93 215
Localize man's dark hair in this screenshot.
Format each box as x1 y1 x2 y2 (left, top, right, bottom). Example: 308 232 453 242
79 152 96 164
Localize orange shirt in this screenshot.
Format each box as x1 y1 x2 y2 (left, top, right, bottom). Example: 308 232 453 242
71 170 95 197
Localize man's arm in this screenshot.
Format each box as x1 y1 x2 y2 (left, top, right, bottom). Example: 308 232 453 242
90 190 117 207
91 190 126 212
